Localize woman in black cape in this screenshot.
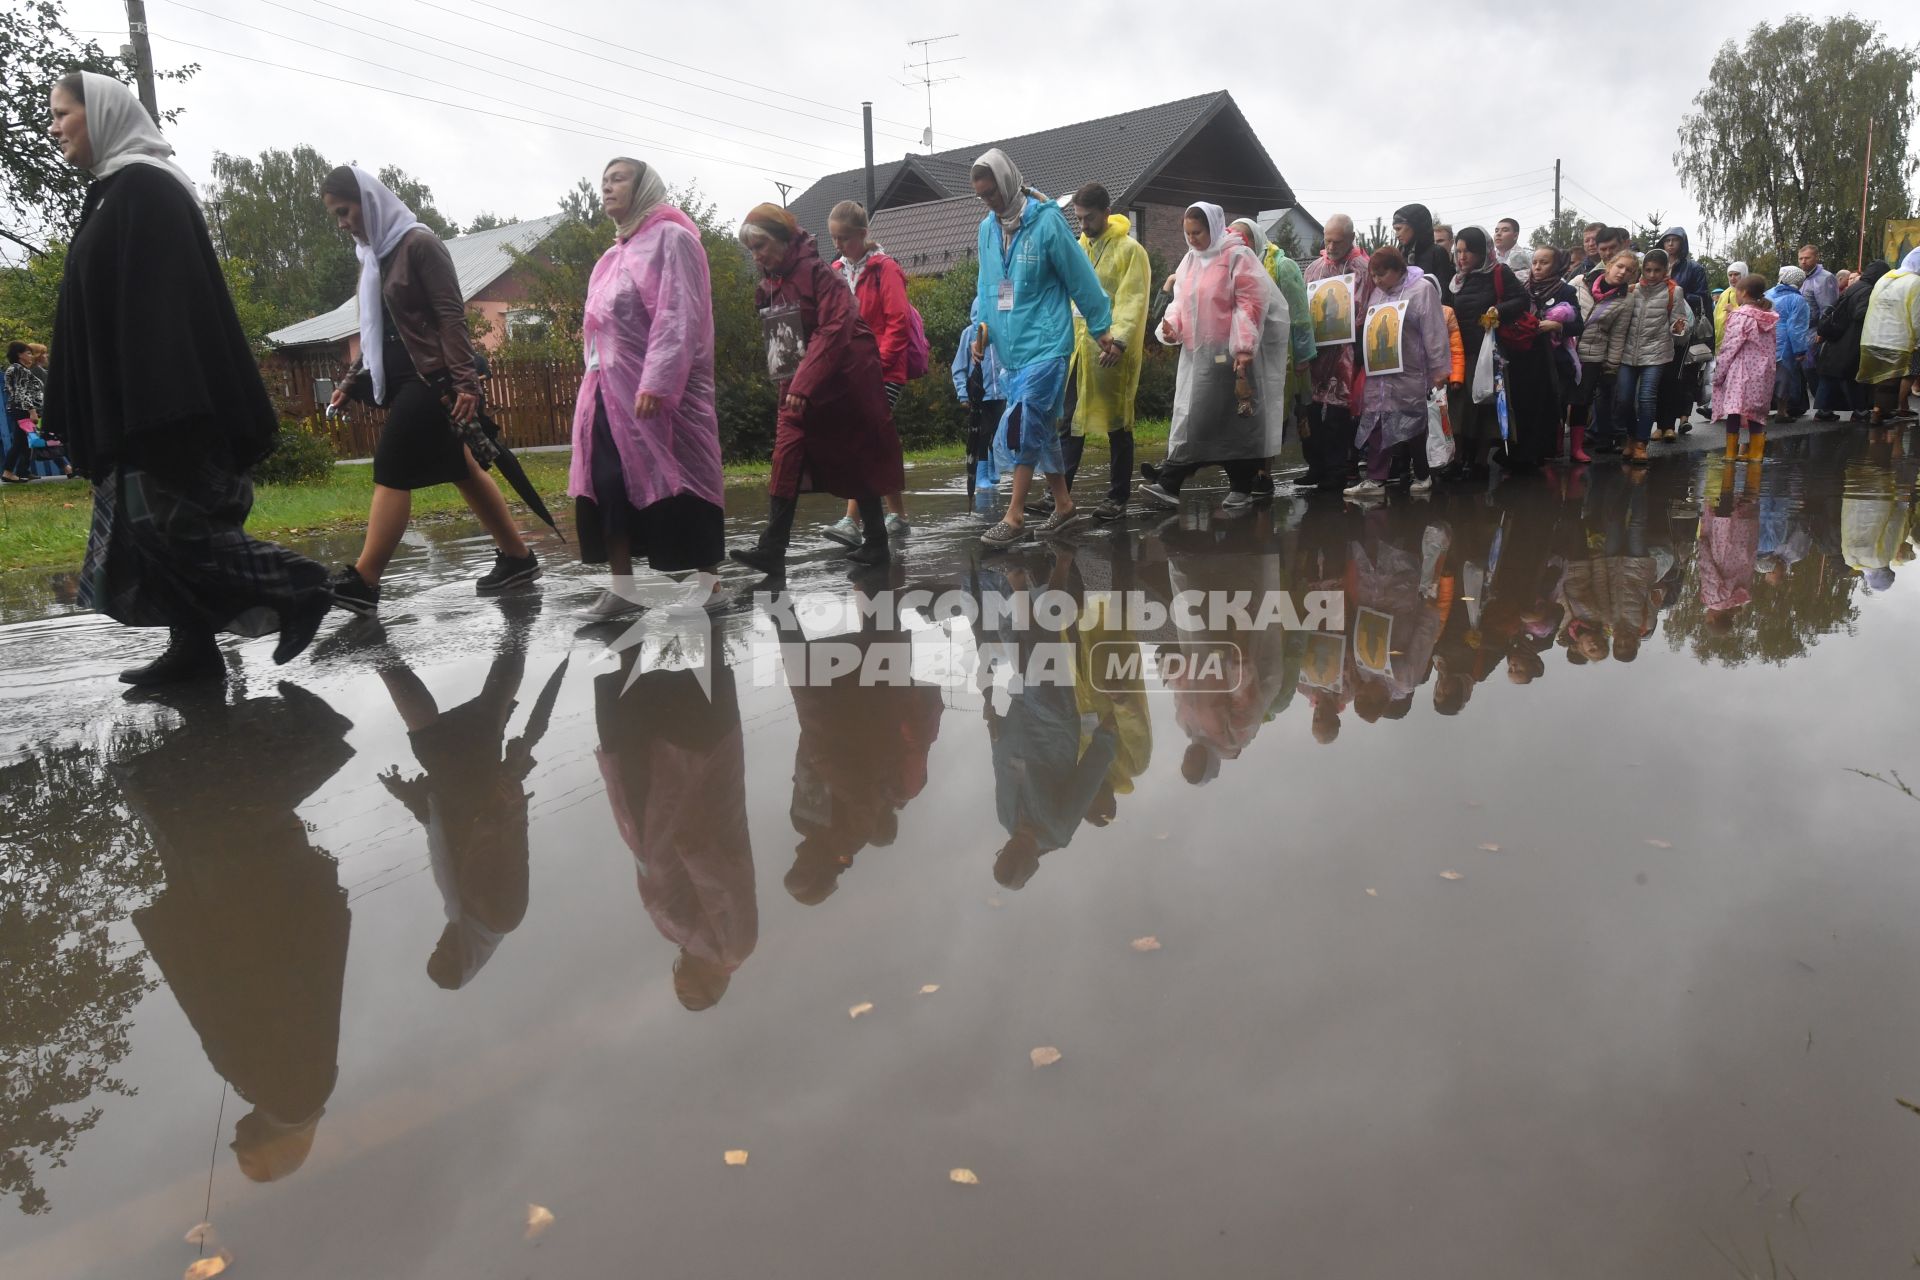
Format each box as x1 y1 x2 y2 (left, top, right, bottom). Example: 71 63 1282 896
44 72 331 685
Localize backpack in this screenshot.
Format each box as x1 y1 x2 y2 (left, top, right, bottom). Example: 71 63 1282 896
903 302 930 380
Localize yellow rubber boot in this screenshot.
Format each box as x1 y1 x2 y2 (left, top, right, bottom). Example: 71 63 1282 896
1724 429 1740 460
1745 429 1766 462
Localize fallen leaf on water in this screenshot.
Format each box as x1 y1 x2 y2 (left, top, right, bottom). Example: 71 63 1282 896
919 984 940 994
1898 1097 1920 1117
949 1168 979 1185
1645 838 1674 849
183 1223 214 1246
524 1203 555 1241
1365 888 1378 897
724 1150 749 1166
848 1002 874 1019
1130 936 1161 952
986 897 1004 909
1030 1046 1062 1068
1478 843 1501 852
184 1253 231 1279
1439 870 1465 881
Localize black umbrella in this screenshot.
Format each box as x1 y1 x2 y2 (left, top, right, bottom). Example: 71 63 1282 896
459 406 564 542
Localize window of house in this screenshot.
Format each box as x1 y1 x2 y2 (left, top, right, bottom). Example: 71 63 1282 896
505 309 549 343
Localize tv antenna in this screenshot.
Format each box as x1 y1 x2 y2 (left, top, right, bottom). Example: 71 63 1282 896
773 181 793 207
904 34 963 151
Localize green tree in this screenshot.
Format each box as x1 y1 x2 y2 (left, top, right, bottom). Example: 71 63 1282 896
0 245 68 342
377 165 458 239
0 1 196 259
1529 206 1587 252
467 211 518 232
1676 16 1920 266
206 145 356 329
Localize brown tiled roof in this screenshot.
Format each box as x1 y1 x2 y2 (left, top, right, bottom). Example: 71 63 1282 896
869 196 985 277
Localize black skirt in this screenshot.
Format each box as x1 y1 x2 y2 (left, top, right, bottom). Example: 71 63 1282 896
372 378 468 490
576 392 725 573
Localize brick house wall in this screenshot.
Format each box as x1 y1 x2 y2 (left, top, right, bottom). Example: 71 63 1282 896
1131 199 1284 272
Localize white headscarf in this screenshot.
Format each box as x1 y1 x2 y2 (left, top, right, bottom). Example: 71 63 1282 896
1183 203 1230 260
606 156 668 242
971 148 1026 246
1901 248 1920 273
1777 265 1806 289
1229 217 1271 258
77 71 199 204
348 166 424 406
1726 260 1749 278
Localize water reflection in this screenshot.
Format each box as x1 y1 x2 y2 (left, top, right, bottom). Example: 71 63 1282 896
777 592 944 904
595 649 755 1010
120 683 356 1184
373 601 565 990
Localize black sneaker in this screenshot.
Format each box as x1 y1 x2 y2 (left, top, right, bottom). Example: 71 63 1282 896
1091 498 1127 521
477 550 540 595
328 564 380 617
273 588 333 665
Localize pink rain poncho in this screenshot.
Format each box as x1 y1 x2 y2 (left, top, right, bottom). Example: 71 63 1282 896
568 204 725 515
1155 203 1290 464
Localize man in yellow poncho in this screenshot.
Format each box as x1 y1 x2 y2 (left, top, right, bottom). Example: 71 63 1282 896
1063 181 1151 520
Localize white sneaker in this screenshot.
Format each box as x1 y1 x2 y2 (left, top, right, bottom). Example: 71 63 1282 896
1409 477 1434 495
577 588 641 621
885 513 911 538
1138 482 1180 510
1222 490 1253 510
1343 479 1386 499
822 515 861 547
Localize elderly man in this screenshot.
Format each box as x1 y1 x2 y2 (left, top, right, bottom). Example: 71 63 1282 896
1493 218 1531 272
1293 214 1369 493
1798 244 1844 419
968 148 1120 548
1433 222 1455 259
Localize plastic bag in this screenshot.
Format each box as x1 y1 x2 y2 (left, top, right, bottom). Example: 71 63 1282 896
1426 387 1455 469
1471 333 1498 403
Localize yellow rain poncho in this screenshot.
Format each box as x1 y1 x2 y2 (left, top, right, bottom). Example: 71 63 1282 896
1069 213 1152 436
1858 269 1920 385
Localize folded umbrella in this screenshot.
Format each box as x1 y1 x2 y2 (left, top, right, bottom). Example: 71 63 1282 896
458 404 564 542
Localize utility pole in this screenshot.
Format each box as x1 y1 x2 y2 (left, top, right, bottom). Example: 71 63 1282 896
1856 118 1874 273
903 34 962 151
123 0 160 122
862 103 876 214
1553 158 1561 233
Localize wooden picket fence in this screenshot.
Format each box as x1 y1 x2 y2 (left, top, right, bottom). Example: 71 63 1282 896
262 354 582 458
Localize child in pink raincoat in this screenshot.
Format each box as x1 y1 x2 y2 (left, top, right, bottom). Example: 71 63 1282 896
1710 275 1778 461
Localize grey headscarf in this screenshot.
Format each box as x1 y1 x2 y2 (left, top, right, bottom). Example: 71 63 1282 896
1777 265 1806 289
972 148 1026 247
78 71 200 204
605 157 668 242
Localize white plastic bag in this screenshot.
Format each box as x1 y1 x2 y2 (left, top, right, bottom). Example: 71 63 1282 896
1471 332 1498 403
1425 387 1455 469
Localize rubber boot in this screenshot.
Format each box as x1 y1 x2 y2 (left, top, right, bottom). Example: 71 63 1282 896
846 495 890 566
730 494 796 576
1569 424 1591 464
119 627 223 686
1724 429 1740 460
1744 429 1766 462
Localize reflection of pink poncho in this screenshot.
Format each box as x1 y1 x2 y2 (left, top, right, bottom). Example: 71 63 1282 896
568 205 725 512
1697 502 1760 611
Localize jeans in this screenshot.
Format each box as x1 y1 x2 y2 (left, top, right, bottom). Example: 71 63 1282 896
1813 373 1850 414
1615 365 1663 443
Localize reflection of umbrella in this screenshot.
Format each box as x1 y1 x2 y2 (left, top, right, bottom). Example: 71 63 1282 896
462 407 564 541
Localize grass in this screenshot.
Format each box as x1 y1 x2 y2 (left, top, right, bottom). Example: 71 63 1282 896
0 420 1172 573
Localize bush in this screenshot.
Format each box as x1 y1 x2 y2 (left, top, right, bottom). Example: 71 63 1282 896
253 417 336 486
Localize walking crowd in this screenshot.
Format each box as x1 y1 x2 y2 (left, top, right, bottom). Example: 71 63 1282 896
23 72 1920 685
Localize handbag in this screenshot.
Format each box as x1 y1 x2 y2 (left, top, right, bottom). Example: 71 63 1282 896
1491 267 1540 351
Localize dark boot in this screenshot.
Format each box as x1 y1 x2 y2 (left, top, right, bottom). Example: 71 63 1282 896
119 627 224 686
273 588 334 665
730 495 796 576
846 495 891 566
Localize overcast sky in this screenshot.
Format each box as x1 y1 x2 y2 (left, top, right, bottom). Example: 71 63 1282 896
59 0 1918 267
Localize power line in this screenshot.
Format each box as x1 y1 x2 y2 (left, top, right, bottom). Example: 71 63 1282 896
149 33 811 180
458 0 932 136
1562 174 1635 224
1285 167 1555 196
163 0 841 169
392 0 927 148
217 0 853 164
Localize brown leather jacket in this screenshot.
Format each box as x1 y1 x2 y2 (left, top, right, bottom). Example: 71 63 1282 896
339 228 481 403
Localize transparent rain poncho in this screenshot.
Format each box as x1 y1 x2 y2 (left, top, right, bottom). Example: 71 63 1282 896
1155 203 1290 463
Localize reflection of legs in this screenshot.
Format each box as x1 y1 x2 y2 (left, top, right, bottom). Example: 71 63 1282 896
379 663 441 733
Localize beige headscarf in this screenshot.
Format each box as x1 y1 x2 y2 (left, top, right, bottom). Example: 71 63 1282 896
605 157 668 242
971 148 1026 247
77 71 200 204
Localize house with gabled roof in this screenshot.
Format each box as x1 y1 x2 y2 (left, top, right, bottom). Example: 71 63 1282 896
789 91 1316 276
264 212 570 365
